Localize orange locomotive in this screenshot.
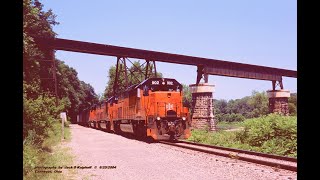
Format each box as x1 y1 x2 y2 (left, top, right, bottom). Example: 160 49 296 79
87 77 191 140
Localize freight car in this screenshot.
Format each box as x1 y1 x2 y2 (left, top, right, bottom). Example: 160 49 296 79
77 109 90 127
83 77 191 141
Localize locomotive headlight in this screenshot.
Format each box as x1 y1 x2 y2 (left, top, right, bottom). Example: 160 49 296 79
156 117 161 120
182 117 186 121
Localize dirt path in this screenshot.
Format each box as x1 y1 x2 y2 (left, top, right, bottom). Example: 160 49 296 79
66 124 296 180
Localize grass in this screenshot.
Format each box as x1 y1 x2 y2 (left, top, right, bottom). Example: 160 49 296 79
187 129 253 150
23 121 75 180
216 121 244 130
187 129 268 154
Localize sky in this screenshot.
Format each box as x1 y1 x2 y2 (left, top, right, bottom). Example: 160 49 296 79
42 0 297 100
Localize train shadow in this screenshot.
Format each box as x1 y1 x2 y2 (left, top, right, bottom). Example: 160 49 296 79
76 123 157 144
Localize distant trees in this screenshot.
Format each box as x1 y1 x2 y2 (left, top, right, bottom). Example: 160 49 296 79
214 99 228 114
181 85 297 122
247 91 269 117
215 91 297 122
56 60 98 122
288 93 297 115
182 84 192 109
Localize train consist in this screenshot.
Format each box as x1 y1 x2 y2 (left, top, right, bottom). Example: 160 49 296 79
78 77 191 140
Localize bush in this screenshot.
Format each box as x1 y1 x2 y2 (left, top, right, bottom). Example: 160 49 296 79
188 114 297 157
23 83 68 177
288 103 297 115
236 114 297 157
23 85 66 142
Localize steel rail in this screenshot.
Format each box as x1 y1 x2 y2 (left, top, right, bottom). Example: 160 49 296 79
158 140 297 172
179 140 297 162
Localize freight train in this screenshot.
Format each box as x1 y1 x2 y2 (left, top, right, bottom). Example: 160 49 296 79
78 77 191 140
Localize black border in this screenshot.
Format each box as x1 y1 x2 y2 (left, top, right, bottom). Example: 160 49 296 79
10 0 23 179
297 0 314 179
18 0 304 179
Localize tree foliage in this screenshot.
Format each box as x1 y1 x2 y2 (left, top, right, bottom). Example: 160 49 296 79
288 93 297 115
214 91 270 122
247 91 269 117
23 0 99 176
56 60 98 122
23 0 58 91
23 0 98 139
182 86 297 122
182 84 192 109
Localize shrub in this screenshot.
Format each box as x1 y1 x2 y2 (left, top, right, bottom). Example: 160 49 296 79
236 114 297 156
23 86 68 176
23 89 66 142
188 114 297 157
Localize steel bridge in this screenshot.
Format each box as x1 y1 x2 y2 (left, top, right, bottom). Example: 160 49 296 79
37 37 297 100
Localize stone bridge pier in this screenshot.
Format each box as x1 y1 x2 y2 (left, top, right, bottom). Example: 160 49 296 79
267 90 290 115
189 83 216 131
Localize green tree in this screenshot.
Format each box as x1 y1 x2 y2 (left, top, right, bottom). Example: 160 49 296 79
289 93 297 106
214 99 228 114
247 91 269 118
288 93 297 115
56 60 98 122
23 1 100 177
182 84 192 109
214 91 270 122
23 0 60 140
23 0 59 96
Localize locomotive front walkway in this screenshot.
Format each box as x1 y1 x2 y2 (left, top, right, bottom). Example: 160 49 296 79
65 124 296 180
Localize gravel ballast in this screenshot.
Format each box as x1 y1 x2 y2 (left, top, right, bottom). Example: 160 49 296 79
66 124 297 180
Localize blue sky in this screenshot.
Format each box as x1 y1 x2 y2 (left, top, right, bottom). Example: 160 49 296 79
42 0 297 100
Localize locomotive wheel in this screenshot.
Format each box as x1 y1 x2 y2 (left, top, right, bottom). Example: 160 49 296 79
106 121 111 132
114 121 121 134
135 122 146 139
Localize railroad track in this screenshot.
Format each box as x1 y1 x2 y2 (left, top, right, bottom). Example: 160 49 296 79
158 140 297 172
